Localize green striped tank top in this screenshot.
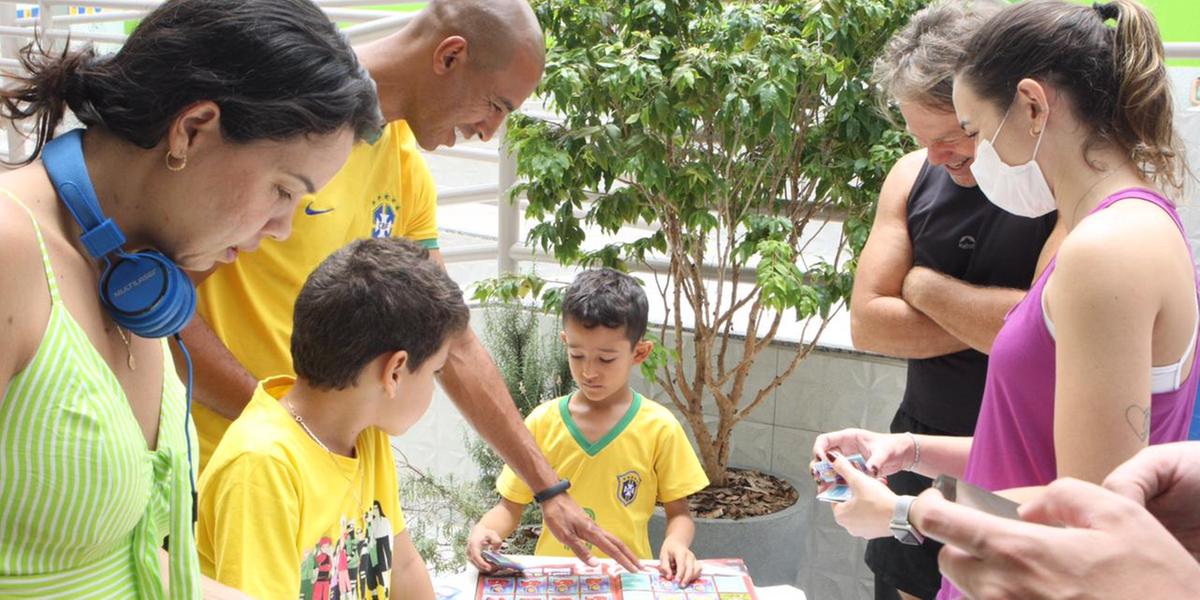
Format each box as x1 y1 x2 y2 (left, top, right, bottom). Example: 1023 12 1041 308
0 191 200 598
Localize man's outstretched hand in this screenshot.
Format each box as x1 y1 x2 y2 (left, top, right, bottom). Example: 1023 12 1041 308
540 494 642 573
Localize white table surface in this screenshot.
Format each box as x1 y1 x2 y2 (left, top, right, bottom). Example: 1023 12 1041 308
432 556 806 600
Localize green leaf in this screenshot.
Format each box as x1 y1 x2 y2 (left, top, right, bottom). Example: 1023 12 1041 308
742 28 763 51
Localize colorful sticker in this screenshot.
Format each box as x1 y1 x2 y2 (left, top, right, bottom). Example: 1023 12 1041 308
516 577 546 594
550 577 579 594
712 576 749 593
652 575 686 592
482 578 515 594
619 574 652 591
580 577 610 593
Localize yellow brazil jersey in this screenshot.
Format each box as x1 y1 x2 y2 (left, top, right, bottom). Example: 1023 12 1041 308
198 376 407 600
193 120 437 473
496 392 709 560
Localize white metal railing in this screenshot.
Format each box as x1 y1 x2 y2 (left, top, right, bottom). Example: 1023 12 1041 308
0 3 1194 277
1167 43 1200 58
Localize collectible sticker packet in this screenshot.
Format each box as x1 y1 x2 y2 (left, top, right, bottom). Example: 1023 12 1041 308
476 558 759 600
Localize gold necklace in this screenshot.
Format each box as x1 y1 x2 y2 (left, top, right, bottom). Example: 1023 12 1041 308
114 326 135 371
284 399 365 509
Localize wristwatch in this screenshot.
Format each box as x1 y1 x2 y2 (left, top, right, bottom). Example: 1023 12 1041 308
890 495 925 546
533 479 571 504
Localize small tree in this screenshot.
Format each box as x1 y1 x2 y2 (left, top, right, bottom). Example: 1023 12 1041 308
481 0 920 487
399 304 576 567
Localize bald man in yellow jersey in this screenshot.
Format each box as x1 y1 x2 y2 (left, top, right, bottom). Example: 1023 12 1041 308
178 0 642 572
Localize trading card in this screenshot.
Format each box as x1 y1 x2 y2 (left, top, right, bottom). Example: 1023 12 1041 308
482 578 515 594
814 453 872 484
580 576 610 593
816 484 853 503
516 577 546 594
549 577 578 594
619 573 653 591
482 550 525 577
712 575 749 593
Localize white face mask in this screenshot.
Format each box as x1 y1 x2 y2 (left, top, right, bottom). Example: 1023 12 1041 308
969 104 1056 218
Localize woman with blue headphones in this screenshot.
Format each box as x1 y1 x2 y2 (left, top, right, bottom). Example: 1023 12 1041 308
0 0 382 597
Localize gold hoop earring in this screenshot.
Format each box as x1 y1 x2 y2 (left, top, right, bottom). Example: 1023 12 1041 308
165 151 187 172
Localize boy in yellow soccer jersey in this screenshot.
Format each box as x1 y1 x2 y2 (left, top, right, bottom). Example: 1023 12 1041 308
198 238 470 600
466 269 710 586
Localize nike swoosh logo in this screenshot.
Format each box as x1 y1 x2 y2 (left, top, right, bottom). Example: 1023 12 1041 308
304 202 335 216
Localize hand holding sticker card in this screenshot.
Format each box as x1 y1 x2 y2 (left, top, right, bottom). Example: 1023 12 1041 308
481 550 526 577
813 453 872 484
813 453 874 502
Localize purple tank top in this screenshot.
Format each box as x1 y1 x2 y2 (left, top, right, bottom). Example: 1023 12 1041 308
937 188 1199 599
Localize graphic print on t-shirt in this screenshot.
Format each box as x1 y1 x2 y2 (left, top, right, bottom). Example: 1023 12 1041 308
299 500 394 600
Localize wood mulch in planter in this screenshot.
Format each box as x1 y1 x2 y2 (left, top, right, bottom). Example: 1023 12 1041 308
687 468 799 520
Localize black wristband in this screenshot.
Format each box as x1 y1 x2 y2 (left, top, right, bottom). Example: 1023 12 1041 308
533 479 571 504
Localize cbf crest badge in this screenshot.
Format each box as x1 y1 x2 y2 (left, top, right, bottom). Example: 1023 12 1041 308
616 471 641 506
371 193 400 238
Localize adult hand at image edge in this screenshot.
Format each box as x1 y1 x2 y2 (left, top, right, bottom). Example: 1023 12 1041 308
911 478 1200 599
1102 441 1200 559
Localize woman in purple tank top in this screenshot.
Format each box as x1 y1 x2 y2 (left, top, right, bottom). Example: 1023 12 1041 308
810 2 1196 598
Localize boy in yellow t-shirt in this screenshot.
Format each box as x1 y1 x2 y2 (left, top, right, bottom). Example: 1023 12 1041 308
466 269 710 586
198 238 470 600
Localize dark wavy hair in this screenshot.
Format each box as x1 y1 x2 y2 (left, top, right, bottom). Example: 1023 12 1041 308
0 0 383 163
562 268 649 346
292 238 470 390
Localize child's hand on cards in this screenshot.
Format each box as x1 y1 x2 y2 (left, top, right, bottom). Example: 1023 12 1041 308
658 539 700 587
466 525 504 572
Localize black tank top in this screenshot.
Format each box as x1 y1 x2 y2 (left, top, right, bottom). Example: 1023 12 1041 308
901 160 1057 434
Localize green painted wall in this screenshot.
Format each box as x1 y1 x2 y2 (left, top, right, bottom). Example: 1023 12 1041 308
1058 0 1199 65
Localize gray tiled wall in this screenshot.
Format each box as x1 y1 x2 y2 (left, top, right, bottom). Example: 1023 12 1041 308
631 337 907 599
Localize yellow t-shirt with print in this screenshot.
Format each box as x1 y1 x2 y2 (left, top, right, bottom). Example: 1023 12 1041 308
192 120 437 473
496 392 709 560
198 376 408 600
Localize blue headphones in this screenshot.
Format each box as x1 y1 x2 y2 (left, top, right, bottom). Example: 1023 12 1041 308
43 129 199 519
42 129 196 338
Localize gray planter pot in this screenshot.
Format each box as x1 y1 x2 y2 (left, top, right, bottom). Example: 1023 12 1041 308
648 467 808 587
